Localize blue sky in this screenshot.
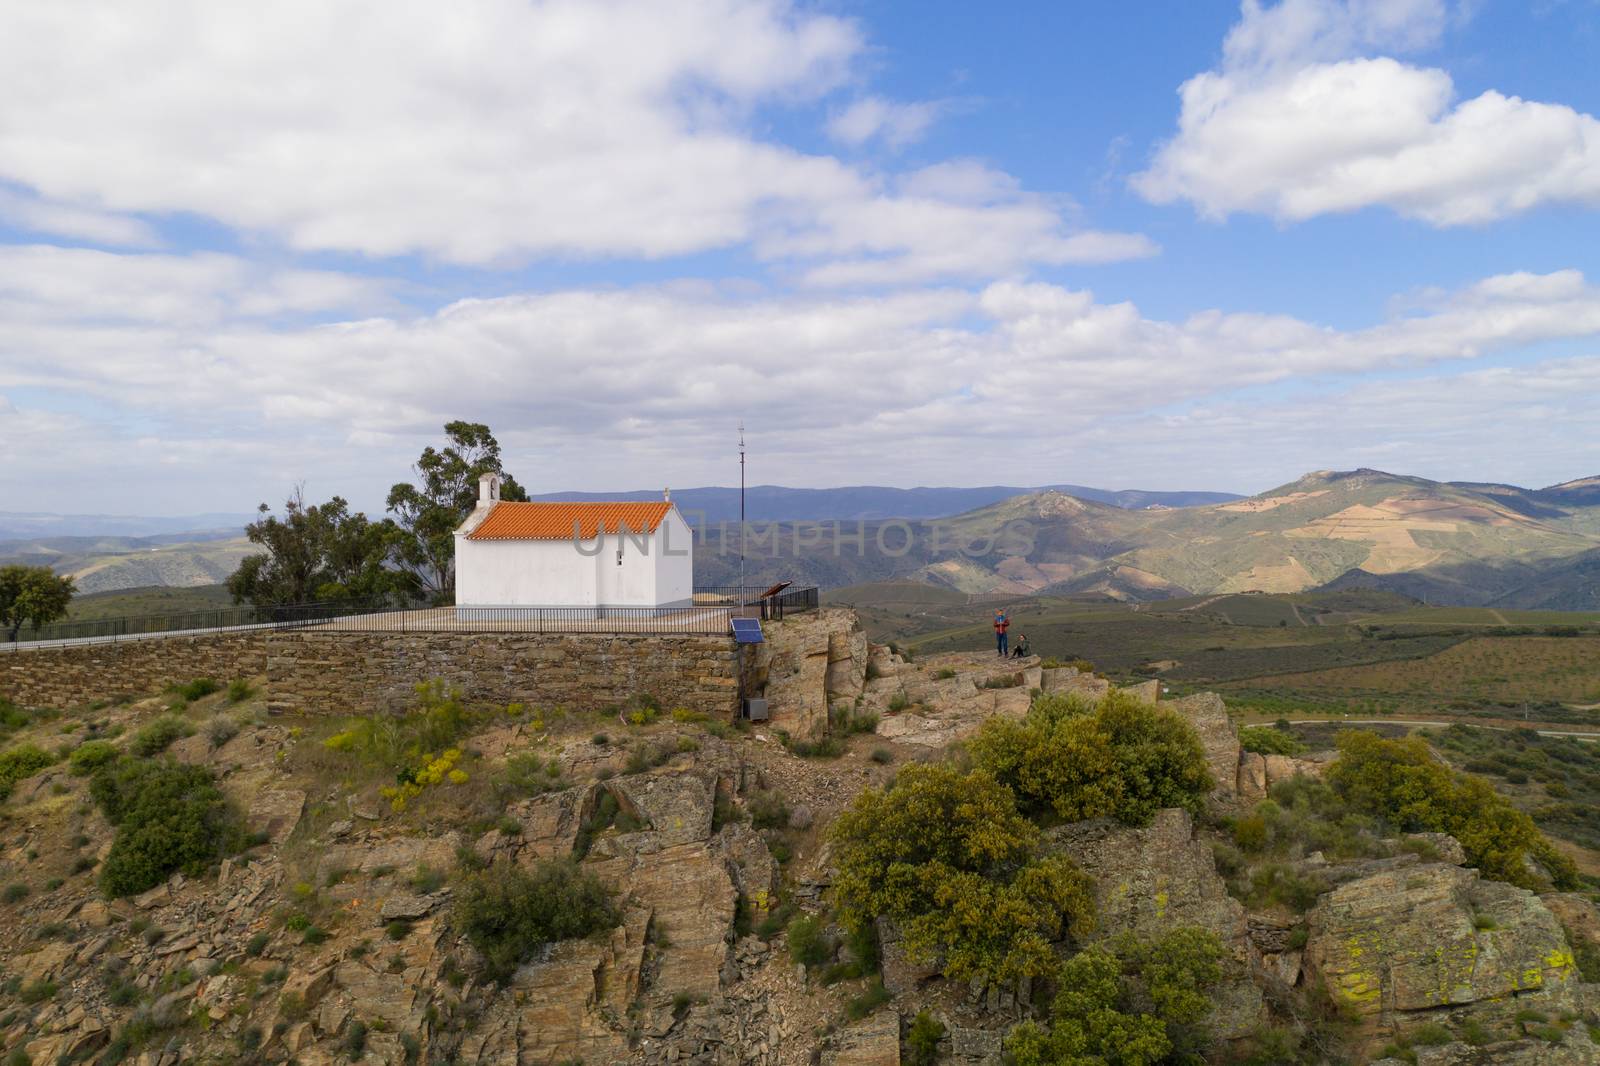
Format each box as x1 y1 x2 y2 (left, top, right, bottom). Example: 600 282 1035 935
2 0 1599 515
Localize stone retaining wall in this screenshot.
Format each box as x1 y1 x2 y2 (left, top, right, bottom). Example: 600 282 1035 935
264 631 739 716
1 630 740 718
0 634 269 708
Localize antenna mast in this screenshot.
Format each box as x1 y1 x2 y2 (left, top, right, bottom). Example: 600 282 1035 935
738 422 746 601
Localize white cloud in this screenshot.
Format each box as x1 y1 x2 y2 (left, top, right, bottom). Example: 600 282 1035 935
1220 0 1447 72
0 1 1141 283
0 188 159 247
764 163 1159 285
1114 354 1600 491
4 247 1600 509
0 245 393 325
827 96 943 149
1134 0 1600 224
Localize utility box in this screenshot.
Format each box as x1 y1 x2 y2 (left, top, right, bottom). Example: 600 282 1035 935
743 697 769 722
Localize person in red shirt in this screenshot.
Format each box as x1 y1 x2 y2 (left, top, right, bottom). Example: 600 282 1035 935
993 610 1010 657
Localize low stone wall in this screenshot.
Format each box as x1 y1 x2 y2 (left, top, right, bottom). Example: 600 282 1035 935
1 629 740 718
265 631 739 717
0 633 269 708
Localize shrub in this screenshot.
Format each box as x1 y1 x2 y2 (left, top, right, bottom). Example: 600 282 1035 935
2 882 28 903
69 739 119 775
206 716 241 748
1246 863 1326 913
1328 731 1579 890
498 752 566 800
130 716 190 757
1239 725 1307 756
173 678 221 702
89 758 245 897
0 744 56 799
17 978 56 1004
786 914 834 969
748 790 790 831
453 858 618 983
410 865 446 894
342 1019 368 1060
1232 814 1268 852
830 763 1094 984
830 704 879 735
779 728 847 759
906 1010 946 1066
245 931 271 957
323 680 474 770
968 690 1213 827
869 747 893 765
226 679 254 703
1409 1022 1452 1047
1006 929 1224 1066
844 977 891 1020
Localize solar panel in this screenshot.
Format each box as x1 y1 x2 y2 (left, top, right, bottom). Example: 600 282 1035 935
731 617 765 644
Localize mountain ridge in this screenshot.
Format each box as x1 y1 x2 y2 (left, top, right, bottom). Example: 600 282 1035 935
695 468 1600 609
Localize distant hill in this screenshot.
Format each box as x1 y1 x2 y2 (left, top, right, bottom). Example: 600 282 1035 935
13 470 1600 608
530 483 1241 521
0 533 255 594
694 468 1600 610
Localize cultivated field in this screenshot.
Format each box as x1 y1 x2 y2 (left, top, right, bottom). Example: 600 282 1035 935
833 582 1600 727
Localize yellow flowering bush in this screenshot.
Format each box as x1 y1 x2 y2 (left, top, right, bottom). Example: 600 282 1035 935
380 748 468 812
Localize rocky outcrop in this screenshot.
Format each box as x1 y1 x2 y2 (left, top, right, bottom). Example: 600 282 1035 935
824 1010 900 1066
1303 863 1582 1021
1045 808 1264 1039
1165 693 1240 807
1038 665 1110 700
870 652 1037 748
609 770 718 846
1546 893 1600 959
463 907 649 1065
757 608 871 737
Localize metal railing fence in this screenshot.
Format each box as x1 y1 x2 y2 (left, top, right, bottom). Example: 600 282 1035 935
3 586 821 650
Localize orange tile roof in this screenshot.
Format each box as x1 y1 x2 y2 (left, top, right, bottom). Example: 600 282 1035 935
466 501 674 541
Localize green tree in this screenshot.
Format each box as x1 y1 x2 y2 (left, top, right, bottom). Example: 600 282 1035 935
968 690 1213 827
0 565 74 641
386 421 528 599
830 763 1095 983
1005 928 1225 1066
227 489 413 606
1327 731 1577 890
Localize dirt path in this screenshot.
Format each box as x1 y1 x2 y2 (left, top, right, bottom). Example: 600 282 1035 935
1281 718 1599 742
1178 595 1229 613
